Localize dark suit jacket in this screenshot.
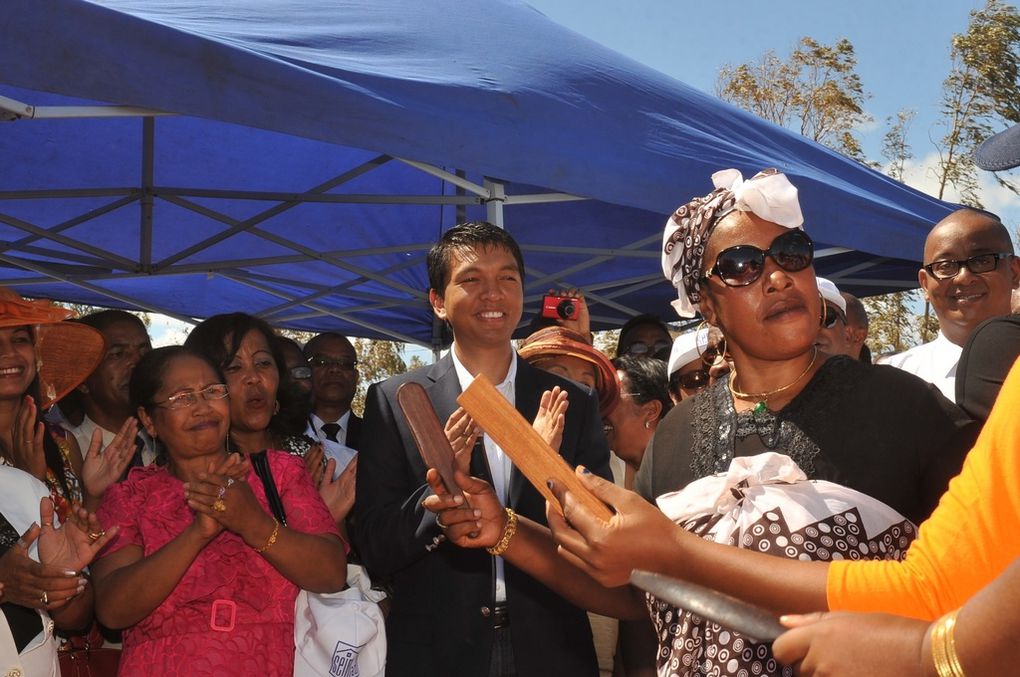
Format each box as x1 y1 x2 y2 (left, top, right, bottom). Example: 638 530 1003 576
352 354 611 677
346 412 362 450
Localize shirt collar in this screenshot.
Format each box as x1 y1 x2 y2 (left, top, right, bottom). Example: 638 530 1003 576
449 342 517 394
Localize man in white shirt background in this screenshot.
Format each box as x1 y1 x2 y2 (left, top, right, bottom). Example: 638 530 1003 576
69 310 156 465
303 332 361 473
883 208 1019 400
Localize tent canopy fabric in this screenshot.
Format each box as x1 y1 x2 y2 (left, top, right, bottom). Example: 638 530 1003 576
0 0 955 345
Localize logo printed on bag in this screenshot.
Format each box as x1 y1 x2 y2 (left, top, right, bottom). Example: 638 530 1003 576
330 641 361 677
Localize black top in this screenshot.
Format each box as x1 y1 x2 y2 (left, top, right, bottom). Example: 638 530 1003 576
1 511 43 653
955 315 1020 421
635 355 979 525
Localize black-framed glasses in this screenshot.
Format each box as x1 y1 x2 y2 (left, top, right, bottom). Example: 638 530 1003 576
289 366 312 380
822 304 846 329
625 340 671 356
155 384 229 410
922 253 1013 280
677 369 710 391
704 230 814 288
308 355 358 370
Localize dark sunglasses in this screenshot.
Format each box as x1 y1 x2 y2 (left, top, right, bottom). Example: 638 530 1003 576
678 368 710 391
822 304 846 329
922 252 1012 280
704 230 814 288
625 339 672 356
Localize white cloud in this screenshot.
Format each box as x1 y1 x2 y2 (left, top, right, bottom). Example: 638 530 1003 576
885 151 1020 230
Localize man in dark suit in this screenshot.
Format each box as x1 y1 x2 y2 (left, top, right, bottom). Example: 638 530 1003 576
304 332 362 472
352 222 611 677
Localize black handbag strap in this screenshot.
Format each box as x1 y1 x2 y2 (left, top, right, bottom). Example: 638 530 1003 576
250 451 288 526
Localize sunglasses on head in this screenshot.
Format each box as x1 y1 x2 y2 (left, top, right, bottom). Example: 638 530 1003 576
822 304 846 329
704 229 814 288
678 368 710 392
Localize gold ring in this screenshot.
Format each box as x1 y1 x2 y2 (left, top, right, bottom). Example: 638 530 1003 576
212 499 227 513
87 530 105 542
40 591 48 605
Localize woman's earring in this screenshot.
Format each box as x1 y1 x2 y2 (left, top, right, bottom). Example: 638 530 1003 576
643 420 651 429
273 400 280 416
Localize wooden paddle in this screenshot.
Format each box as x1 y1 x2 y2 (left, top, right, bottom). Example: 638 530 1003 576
457 374 613 522
396 382 465 501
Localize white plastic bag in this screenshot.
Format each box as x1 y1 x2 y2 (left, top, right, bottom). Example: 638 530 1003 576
294 564 387 677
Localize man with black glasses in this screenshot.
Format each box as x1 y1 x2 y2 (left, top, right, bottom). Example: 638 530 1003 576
303 332 361 470
884 209 1020 400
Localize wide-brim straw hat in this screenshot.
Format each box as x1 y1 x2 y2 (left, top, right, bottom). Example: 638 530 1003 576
519 326 620 416
0 288 105 408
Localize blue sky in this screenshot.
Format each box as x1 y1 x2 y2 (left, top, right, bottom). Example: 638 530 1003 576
526 0 1018 223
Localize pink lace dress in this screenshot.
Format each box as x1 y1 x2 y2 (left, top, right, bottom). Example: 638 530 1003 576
97 451 340 676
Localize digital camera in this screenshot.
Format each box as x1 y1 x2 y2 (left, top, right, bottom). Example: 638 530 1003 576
541 294 579 320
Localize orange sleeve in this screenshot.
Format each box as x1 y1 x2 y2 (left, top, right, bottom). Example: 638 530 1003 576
826 357 1020 620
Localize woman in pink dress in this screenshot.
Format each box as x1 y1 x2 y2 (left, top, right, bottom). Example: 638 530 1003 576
92 346 346 675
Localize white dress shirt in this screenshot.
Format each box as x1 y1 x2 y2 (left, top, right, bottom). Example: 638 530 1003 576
450 344 517 603
71 414 158 466
881 331 962 401
306 411 358 476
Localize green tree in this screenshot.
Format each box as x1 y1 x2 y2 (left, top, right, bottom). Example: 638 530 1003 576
717 37 872 163
933 0 1020 206
350 338 411 416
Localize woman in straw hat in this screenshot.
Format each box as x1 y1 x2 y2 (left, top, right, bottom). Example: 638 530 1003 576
0 289 138 517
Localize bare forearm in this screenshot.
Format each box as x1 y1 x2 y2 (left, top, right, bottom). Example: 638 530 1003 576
655 529 830 615
50 583 94 633
253 520 347 593
93 528 210 629
506 518 645 620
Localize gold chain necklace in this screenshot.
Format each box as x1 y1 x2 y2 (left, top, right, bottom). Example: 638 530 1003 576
728 347 818 413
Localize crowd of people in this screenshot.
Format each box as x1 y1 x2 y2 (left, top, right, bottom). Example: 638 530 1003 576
1 123 1019 677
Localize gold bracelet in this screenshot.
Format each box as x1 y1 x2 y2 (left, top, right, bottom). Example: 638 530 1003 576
254 518 280 554
930 610 966 677
486 508 518 556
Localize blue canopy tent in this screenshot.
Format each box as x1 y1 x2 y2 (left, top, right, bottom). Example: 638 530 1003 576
0 0 954 347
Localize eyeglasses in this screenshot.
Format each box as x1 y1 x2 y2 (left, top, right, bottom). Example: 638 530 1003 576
677 369 710 391
289 366 312 380
922 253 1013 280
624 340 671 356
155 384 229 410
822 304 846 329
308 355 358 370
704 230 814 288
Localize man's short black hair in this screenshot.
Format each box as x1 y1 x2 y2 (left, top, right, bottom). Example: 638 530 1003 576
427 221 526 294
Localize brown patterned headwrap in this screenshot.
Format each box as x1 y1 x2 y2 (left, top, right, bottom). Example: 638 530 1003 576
661 168 803 318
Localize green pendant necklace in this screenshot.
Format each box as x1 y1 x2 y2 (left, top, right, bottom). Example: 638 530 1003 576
728 347 819 413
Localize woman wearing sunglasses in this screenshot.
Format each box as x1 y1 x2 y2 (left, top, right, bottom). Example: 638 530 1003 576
638 168 976 526
420 169 979 676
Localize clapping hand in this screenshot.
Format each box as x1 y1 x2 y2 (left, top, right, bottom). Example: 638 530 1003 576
533 387 568 452
183 453 251 540
10 395 47 482
444 407 481 473
320 456 357 525
0 498 113 611
82 417 139 500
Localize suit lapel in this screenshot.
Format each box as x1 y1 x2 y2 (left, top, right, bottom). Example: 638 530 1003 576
508 357 542 508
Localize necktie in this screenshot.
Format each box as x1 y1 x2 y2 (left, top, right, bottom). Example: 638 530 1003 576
320 422 341 443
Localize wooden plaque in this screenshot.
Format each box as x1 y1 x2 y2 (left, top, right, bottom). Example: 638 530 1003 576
396 382 465 501
457 374 613 522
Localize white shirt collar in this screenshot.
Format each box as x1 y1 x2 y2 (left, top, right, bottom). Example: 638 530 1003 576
449 342 517 394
